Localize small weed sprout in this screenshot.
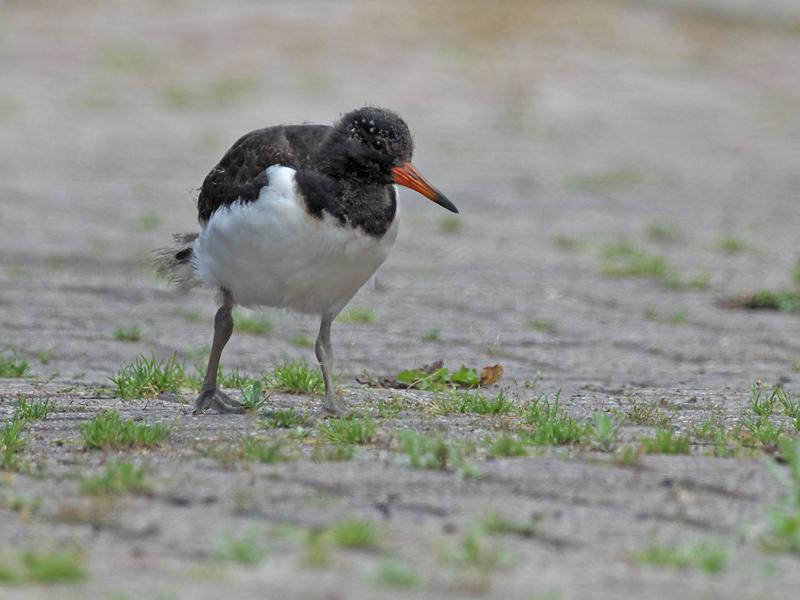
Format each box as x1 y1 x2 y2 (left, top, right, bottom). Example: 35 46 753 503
239 380 266 412
588 412 622 452
750 382 779 417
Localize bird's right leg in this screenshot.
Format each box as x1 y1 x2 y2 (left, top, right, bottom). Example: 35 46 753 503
193 291 245 414
315 311 344 416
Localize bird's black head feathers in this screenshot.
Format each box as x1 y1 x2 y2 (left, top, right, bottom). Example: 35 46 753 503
313 106 414 185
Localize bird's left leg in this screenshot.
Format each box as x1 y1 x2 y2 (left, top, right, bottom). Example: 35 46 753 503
315 311 344 416
193 290 245 414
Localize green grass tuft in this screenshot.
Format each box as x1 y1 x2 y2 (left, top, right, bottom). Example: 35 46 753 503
600 242 672 280
172 308 202 322
0 349 30 378
233 309 273 335
640 428 690 455
718 235 750 255
110 354 186 399
215 530 269 565
80 410 171 450
337 307 376 325
328 518 381 550
645 221 682 243
15 396 52 421
447 523 512 571
523 393 588 445
481 511 538 537
633 540 728 574
319 415 376 445
565 167 642 194
438 215 463 234
261 407 306 429
290 335 314 348
4 550 88 583
113 325 142 342
433 389 514 416
263 360 323 394
746 290 800 313
372 559 423 589
422 329 441 342
1 417 26 471
761 437 800 552
398 430 476 476
526 319 558 333
312 443 356 462
487 434 527 458
238 436 291 464
80 461 148 495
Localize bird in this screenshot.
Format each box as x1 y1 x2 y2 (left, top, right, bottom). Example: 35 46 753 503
156 106 458 415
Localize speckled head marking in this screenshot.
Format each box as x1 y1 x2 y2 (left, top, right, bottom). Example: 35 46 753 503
314 106 415 186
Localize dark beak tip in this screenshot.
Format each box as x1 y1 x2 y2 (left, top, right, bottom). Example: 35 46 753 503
438 195 459 213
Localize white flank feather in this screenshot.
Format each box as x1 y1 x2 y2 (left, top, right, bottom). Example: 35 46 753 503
193 166 398 315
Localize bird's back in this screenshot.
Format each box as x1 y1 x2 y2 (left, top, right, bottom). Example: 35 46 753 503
197 124 330 223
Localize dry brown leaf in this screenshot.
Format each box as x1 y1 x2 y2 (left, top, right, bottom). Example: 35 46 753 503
479 364 504 386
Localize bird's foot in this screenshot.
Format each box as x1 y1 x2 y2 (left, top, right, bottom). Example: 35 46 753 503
322 394 346 417
193 388 246 415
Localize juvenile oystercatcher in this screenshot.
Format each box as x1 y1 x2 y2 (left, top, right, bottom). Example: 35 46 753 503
156 107 457 415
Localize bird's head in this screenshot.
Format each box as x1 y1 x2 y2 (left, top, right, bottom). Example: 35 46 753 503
323 106 458 213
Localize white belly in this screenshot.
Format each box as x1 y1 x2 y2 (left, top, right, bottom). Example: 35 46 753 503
193 166 398 315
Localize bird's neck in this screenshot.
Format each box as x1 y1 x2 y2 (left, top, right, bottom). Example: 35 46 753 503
295 169 396 238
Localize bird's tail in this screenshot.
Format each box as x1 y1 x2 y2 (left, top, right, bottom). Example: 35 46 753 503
153 233 200 292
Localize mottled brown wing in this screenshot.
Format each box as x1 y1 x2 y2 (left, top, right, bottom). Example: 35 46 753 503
197 124 330 223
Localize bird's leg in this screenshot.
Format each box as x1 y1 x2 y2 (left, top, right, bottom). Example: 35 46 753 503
315 312 344 416
193 291 245 414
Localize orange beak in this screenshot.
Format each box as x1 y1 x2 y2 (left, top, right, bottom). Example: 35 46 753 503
392 163 458 213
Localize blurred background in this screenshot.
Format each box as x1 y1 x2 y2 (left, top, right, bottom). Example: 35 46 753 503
1 0 799 387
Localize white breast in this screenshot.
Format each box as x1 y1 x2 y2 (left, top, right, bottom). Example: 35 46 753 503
193 166 398 316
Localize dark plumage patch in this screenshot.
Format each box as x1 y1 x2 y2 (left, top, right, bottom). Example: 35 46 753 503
197 125 329 223
196 107 412 237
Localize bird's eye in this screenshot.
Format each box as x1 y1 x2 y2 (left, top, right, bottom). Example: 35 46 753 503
372 140 382 150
